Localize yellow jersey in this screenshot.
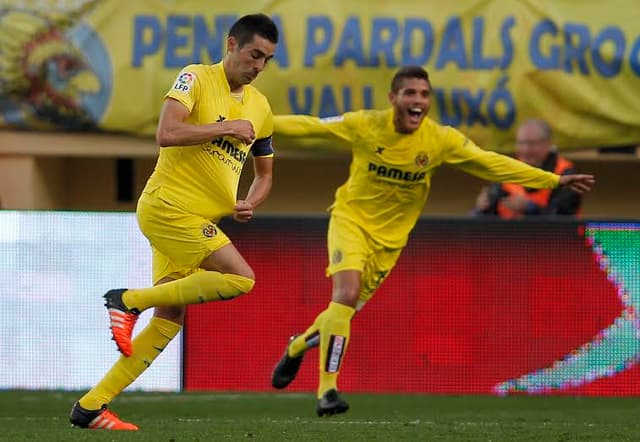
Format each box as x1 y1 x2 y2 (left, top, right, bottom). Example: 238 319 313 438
275 109 559 248
144 62 274 221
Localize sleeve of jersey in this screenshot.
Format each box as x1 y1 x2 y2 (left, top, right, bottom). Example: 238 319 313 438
273 113 357 143
443 128 560 189
164 65 200 112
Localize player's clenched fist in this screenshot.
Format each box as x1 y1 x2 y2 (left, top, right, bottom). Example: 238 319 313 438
233 200 254 222
224 119 255 145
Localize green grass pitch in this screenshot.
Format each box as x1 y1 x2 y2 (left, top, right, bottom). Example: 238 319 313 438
1 391 640 441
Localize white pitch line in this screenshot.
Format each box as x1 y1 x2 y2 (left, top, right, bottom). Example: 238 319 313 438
118 393 310 402
174 419 598 428
0 416 601 429
266 419 424 426
0 417 61 421
176 418 427 425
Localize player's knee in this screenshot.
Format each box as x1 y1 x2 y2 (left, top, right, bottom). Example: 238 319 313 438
153 306 186 325
332 286 360 308
238 267 255 281
225 273 256 297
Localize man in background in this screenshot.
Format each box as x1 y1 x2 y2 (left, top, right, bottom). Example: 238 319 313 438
472 119 582 218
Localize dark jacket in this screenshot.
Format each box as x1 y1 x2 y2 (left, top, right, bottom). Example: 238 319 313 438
476 152 582 218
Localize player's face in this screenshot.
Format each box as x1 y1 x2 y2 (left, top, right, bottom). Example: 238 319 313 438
225 34 276 90
389 77 431 134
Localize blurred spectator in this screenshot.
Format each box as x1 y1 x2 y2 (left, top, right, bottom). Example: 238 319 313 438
472 119 582 219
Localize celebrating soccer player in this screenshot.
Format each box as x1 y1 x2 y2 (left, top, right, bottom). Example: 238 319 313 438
70 14 279 430
270 65 595 416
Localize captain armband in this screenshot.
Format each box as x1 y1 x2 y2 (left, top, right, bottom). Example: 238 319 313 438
251 136 274 156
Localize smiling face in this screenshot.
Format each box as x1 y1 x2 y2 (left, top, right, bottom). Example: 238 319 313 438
389 76 431 134
224 34 276 91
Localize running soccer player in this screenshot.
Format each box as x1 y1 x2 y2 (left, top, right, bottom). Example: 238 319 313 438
70 13 279 430
270 65 595 416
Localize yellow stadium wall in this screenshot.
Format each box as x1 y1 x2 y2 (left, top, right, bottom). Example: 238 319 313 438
0 132 638 218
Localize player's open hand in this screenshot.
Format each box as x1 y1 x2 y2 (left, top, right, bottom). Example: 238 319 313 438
558 174 595 194
225 120 255 145
233 200 254 222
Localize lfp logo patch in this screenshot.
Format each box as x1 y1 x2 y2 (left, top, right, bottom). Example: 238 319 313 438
173 72 195 93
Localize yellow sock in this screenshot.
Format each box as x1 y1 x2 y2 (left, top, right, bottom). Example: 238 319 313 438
288 317 323 357
317 302 355 398
122 271 255 312
78 317 181 410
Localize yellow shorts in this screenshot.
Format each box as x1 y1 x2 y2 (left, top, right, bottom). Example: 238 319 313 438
137 189 231 284
327 215 403 307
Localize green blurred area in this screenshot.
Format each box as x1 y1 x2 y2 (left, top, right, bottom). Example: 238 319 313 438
1 390 640 441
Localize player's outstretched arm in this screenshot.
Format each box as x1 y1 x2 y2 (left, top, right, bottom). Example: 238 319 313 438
273 114 355 144
558 174 595 194
273 115 333 137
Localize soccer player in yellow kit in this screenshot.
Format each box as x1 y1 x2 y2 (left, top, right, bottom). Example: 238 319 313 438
69 14 279 430
271 66 595 416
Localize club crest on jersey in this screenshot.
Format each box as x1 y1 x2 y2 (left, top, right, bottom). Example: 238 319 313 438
202 223 217 238
332 250 343 264
173 72 195 93
415 152 429 167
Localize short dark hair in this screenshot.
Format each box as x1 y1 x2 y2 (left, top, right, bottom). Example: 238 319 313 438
229 13 279 47
390 66 430 93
